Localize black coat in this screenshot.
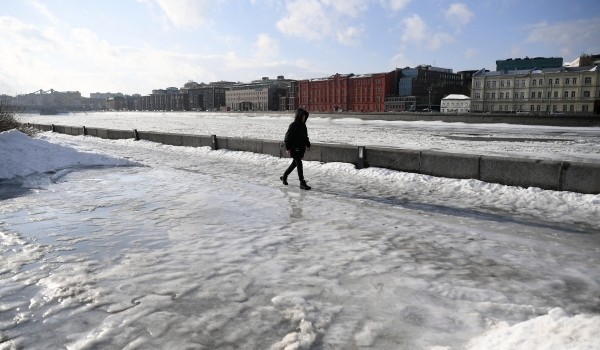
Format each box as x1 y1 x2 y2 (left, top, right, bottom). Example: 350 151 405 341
284 118 311 152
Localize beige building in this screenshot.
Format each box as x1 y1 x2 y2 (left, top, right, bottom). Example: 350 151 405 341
471 65 600 114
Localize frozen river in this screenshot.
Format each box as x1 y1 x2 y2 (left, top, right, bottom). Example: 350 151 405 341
19 111 600 163
1 124 599 349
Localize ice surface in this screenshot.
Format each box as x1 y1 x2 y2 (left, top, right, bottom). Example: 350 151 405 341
1 120 599 349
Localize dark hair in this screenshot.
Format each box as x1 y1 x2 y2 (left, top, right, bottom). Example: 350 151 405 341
295 107 309 121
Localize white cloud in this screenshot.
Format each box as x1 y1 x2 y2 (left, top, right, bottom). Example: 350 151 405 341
27 0 62 26
401 14 454 50
464 47 478 59
388 0 412 11
254 33 280 59
390 51 415 68
445 3 474 27
153 0 215 29
526 17 600 58
276 0 366 46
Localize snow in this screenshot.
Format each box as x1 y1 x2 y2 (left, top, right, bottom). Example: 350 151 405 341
1 113 600 349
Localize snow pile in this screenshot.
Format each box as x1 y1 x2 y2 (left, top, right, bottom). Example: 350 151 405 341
0 129 135 181
466 308 600 350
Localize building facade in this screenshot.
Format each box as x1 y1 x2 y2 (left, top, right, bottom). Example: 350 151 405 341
140 87 189 111
299 71 396 113
441 94 471 113
471 65 600 114
226 76 295 111
385 65 464 112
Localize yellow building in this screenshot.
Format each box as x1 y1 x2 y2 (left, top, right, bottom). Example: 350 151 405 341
471 65 600 115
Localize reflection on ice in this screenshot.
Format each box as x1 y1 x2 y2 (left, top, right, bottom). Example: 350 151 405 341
1 131 599 349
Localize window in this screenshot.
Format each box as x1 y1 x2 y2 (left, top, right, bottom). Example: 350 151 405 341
548 79 553 85
486 93 490 98
531 92 536 98
582 105 589 112
555 78 559 85
514 92 519 98
475 81 481 88
553 105 557 112
475 92 480 99
507 81 511 87
492 81 497 88
492 93 496 99
537 105 541 111
565 78 570 85
563 105 567 112
554 91 558 98
547 91 551 98
539 79 543 85
500 92 504 98
486 81 490 88
532 79 537 86
571 91 576 98
584 77 592 84
520 92 525 98
501 81 505 87
583 91 590 97
521 80 526 87
573 78 577 84
499 105 503 111
515 80 520 88
530 105 535 111
564 91 569 98
538 92 542 98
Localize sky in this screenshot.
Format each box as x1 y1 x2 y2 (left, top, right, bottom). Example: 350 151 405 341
1 0 599 97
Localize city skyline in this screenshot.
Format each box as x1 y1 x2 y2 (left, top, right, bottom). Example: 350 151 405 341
1 0 599 98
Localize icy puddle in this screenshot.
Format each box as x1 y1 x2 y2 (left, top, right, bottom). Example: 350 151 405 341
1 136 600 349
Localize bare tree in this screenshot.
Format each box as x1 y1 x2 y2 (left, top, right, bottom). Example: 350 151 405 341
0 100 35 135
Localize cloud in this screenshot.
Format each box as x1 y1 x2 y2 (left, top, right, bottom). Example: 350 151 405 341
276 0 366 45
444 3 474 27
27 0 62 26
152 0 215 29
401 14 454 50
254 33 280 59
0 16 315 96
525 17 600 57
388 0 412 11
464 47 478 59
390 52 415 68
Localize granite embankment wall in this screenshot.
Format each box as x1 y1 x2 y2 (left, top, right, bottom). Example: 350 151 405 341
27 123 600 194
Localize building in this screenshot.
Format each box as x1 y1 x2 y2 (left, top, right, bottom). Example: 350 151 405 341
140 87 189 111
299 71 396 113
496 57 563 71
385 65 464 112
441 94 471 113
226 76 295 111
182 81 233 111
471 65 600 114
14 89 82 112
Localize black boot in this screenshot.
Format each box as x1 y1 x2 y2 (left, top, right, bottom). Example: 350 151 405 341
300 180 311 190
280 176 288 186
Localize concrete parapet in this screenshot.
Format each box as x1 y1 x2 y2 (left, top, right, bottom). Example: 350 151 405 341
365 147 420 173
319 143 358 165
107 129 134 140
480 156 562 191
226 137 263 153
263 140 283 158
23 123 600 194
138 131 163 144
560 162 600 194
420 151 480 179
162 133 183 146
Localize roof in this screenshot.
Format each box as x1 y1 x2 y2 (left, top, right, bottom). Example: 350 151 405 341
442 94 471 100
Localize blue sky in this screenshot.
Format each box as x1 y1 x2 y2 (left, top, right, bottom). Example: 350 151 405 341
1 0 599 97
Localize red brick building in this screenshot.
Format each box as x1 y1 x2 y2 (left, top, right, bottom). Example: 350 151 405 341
299 71 397 112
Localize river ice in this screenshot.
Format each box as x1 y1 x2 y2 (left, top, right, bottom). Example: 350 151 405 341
1 113 600 349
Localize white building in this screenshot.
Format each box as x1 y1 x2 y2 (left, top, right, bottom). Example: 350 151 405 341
441 94 471 113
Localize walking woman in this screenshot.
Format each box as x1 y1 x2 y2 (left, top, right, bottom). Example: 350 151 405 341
281 108 311 190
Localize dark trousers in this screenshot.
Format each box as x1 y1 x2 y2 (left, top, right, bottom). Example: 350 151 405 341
283 151 304 181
